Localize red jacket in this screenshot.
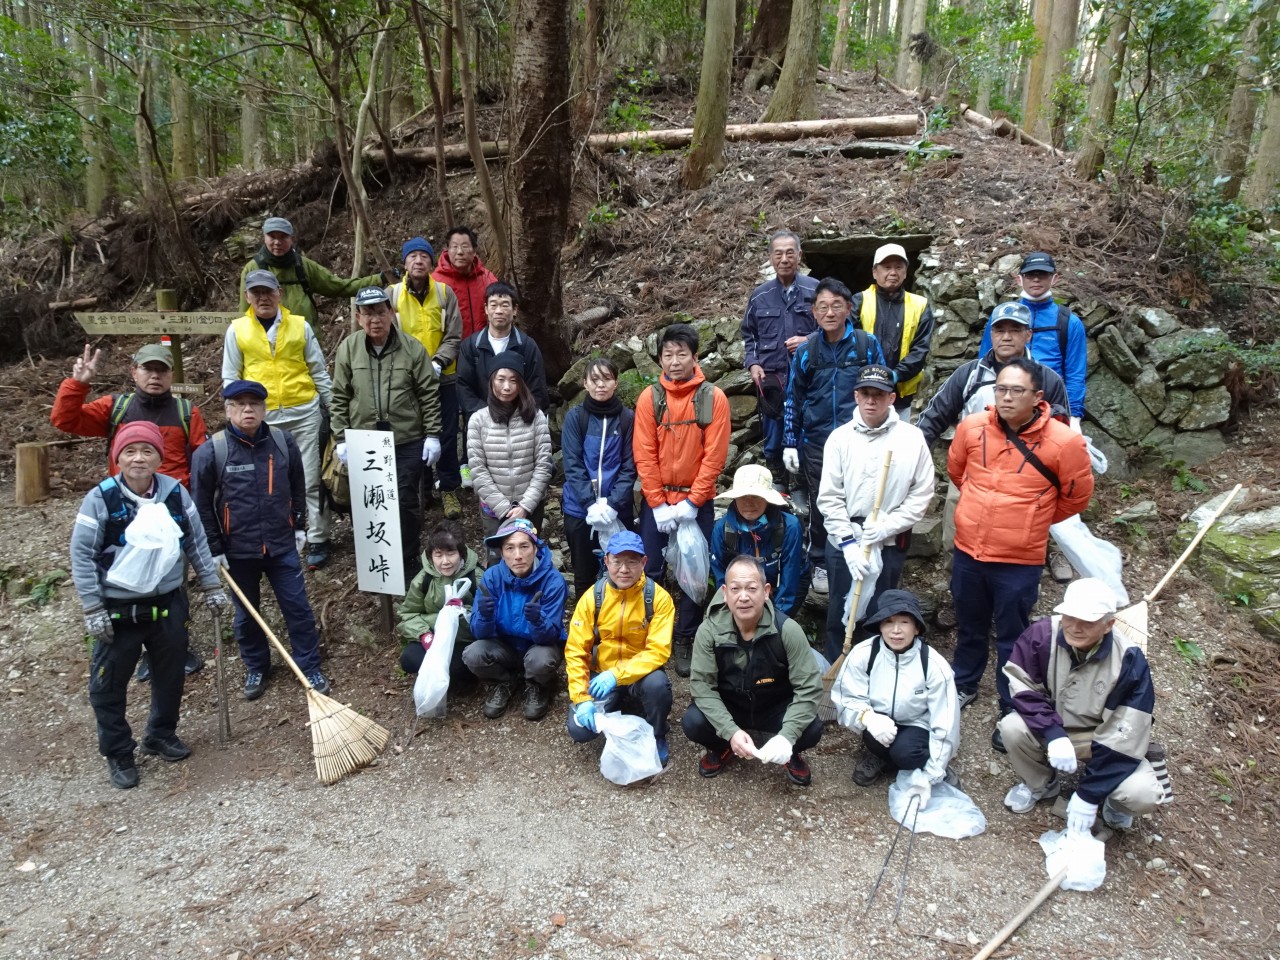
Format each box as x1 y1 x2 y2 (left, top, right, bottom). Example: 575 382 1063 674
51 379 208 487
433 252 499 339
633 366 730 509
947 402 1093 565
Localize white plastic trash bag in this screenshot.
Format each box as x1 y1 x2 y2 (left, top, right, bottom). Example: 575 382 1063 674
1039 828 1107 891
598 711 663 785
413 578 472 718
887 770 987 838
1050 515 1129 605
664 519 709 605
105 502 183 593
1084 434 1109 475
841 546 884 625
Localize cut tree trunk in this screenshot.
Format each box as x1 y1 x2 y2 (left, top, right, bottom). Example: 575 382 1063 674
681 0 736 188
1073 8 1128 181
760 0 823 121
962 104 1059 155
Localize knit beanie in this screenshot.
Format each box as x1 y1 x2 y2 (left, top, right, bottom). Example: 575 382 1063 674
110 420 165 464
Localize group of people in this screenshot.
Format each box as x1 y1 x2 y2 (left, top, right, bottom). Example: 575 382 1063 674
58 219 1168 840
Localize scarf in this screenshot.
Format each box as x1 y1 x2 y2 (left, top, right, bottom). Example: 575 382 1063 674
583 394 624 419
254 244 302 270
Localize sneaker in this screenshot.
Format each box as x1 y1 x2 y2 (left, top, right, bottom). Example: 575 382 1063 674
956 686 979 710
1102 796 1134 830
184 650 205 675
460 464 474 489
784 752 812 786
672 638 692 678
243 670 268 701
306 542 332 570
1049 551 1074 584
852 748 887 786
483 682 514 719
135 653 152 683
699 745 733 778
943 765 962 790
656 738 670 766
1004 775 1061 813
107 754 139 790
935 602 958 630
139 735 192 762
442 491 463 520
811 566 829 595
523 680 554 721
305 670 331 696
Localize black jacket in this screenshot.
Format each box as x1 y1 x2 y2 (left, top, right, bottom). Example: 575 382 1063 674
456 327 550 415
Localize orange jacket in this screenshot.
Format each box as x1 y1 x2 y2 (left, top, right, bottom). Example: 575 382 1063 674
633 366 730 508
51 379 208 487
948 401 1093 565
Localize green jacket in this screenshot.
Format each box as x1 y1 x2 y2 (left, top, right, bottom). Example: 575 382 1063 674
396 547 481 643
689 593 821 745
331 326 442 444
239 252 383 326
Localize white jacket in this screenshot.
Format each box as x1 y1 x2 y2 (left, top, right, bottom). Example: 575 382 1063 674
816 407 935 546
832 637 959 784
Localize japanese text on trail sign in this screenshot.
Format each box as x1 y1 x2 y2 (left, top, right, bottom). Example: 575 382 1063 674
347 429 405 596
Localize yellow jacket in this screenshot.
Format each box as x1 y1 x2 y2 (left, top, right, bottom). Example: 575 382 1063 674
565 575 674 704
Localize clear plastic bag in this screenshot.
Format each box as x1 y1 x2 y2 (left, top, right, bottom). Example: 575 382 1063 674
887 770 987 838
664 519 709 605
105 501 182 594
1039 828 1107 891
597 711 663 785
413 578 472 718
1049 515 1129 605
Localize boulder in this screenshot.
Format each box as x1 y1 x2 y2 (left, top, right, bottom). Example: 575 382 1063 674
693 319 718 357
715 316 742 344
907 516 943 559
699 351 729 383
1165 351 1228 389
930 320 972 360
1086 337 1100 374
1157 389 1193 425
1178 386 1232 430
1132 366 1166 417
606 338 641 373
715 368 755 396
728 394 758 427
616 368 656 408
1097 326 1142 383
976 274 1004 310
1079 301 1116 332
1135 307 1180 339
1113 500 1158 523
948 298 982 326
723 338 746 366
922 270 978 302
1085 367 1155 445
1082 424 1133 480
730 421 761 447
558 356 592 401
633 351 661 379
1186 489 1280 640
994 253 1023 275
1140 426 1227 466
644 332 660 359
1117 319 1151 355
1144 331 1216 370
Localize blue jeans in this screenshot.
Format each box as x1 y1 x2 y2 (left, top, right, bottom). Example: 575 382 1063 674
949 548 1041 710
228 552 321 674
434 382 462 492
638 499 714 639
566 668 672 743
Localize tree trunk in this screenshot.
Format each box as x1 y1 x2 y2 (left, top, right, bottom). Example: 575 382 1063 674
352 22 391 276
761 0 822 121
876 0 891 39
505 0 573 375
411 0 454 229
831 0 853 74
1244 83 1280 211
740 0 792 91
573 0 603 132
894 0 916 85
1040 0 1079 145
441 20 454 113
240 84 268 171
134 47 157 201
1021 0 1053 132
1217 4 1270 201
78 35 113 214
681 0 735 189
902 0 928 91
454 0 507 276
1073 8 1128 181
169 27 198 181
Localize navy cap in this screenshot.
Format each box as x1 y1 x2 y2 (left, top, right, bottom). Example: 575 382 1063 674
606 531 646 556
853 364 896 393
244 269 280 291
401 237 435 262
262 217 294 236
354 286 391 307
223 379 268 401
1020 252 1057 274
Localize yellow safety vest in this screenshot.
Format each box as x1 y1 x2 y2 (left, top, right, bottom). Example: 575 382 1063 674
859 285 927 397
395 280 455 375
232 308 317 410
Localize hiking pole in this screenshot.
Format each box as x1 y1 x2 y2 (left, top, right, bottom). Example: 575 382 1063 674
212 609 231 745
863 791 921 920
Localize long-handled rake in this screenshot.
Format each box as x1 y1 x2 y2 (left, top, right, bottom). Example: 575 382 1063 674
218 568 390 784
863 792 921 923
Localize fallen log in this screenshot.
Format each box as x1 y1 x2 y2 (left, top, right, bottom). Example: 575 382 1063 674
48 296 98 311
960 105 1059 157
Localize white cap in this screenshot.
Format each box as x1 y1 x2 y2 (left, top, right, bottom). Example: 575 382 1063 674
1053 578 1119 621
873 243 909 266
716 464 788 507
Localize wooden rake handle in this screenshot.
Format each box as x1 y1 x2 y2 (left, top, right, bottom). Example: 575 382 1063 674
1144 483 1242 604
970 868 1067 960
841 448 895 655
218 566 313 689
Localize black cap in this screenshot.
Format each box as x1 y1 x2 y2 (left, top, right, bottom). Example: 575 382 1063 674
853 364 895 393
1019 252 1057 274
864 589 926 637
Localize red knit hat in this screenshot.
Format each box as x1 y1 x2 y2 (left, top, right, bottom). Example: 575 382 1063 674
110 421 165 464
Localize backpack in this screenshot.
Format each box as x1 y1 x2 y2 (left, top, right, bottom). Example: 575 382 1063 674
208 428 290 476
801 327 878 381
591 577 656 646
866 635 929 680
1029 302 1071 363
97 476 190 549
651 380 716 431
107 393 193 461
722 505 787 565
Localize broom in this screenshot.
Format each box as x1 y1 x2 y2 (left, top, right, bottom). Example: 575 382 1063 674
822 449 895 696
218 567 390 785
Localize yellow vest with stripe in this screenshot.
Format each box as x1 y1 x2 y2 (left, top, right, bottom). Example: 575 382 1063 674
232 308 317 410
395 280 454 375
859 285 927 397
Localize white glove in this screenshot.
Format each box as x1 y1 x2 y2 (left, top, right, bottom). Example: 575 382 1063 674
756 734 793 765
1069 416 1082 433
335 442 348 465
431 360 443 378
782 447 800 474
672 499 698 524
1047 736 1078 773
212 554 229 569
422 437 441 466
653 503 678 534
903 769 932 808
862 710 898 747
1067 792 1097 834
842 542 871 581
294 532 307 553
860 519 895 545
585 501 604 525
587 498 616 527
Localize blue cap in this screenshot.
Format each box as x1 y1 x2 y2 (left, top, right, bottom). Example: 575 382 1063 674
223 379 268 401
606 531 645 556
401 237 435 263
262 217 294 236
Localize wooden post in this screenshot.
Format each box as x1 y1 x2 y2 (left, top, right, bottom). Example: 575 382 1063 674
15 443 51 506
380 595 395 635
155 289 184 382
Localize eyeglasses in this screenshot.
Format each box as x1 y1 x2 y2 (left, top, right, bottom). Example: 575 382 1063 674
226 399 266 410
813 303 846 315
606 556 643 570
993 385 1030 397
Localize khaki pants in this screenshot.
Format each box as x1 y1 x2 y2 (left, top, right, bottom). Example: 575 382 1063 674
266 405 331 545
998 712 1164 815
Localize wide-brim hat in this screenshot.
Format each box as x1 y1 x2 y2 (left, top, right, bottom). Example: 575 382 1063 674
863 589 927 637
716 464 787 506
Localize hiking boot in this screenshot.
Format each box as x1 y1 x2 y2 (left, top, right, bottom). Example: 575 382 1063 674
943 765 962 790
656 738 670 766
957 686 979 710
852 748 887 786
483 681 514 719
699 745 733 778
139 734 191 762
784 752 812 787
766 461 788 493
523 680 554 721
1049 551 1074 584
460 464 474 489
442 491 463 520
244 670 268 701
1102 796 1134 830
107 754 139 790
305 670 331 696
673 638 693 678
184 650 204 675
1004 775 1061 814
935 602 958 630
306 542 332 570
135 653 152 683
811 566 829 595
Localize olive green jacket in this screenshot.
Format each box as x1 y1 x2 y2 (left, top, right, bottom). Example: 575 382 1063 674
331 326 442 444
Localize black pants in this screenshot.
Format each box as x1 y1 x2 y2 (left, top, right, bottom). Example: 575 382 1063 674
563 513 605 599
801 441 828 566
638 500 714 640
861 724 930 771
89 590 190 759
681 702 824 756
395 441 425 577
823 541 908 663
399 636 472 680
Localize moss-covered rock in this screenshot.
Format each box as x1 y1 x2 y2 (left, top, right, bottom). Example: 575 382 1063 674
1184 496 1280 640
617 368 657 408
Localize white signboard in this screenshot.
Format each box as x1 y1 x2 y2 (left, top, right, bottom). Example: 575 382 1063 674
347 429 405 596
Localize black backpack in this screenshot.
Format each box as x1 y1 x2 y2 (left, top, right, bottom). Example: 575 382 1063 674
722 505 787 564
97 477 190 549
866 635 929 679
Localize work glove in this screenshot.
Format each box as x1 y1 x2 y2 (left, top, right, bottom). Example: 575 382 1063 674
652 503 677 534
782 447 800 474
212 554 230 569
422 437 441 467
586 498 617 528
523 599 543 625
1067 793 1098 835
431 360 443 379
204 590 231 612
84 606 113 644
1047 736 1078 774
588 670 617 700
756 734 793 765
842 542 871 581
860 519 895 546
475 592 497 621
1069 416 1082 433
381 267 402 284
295 531 307 552
335 442 348 465
862 710 898 747
574 700 598 734
903 769 932 809
419 631 434 649
672 499 699 525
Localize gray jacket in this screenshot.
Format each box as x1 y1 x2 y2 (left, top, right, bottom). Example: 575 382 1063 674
466 408 553 517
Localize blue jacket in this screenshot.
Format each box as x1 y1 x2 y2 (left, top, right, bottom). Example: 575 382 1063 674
979 297 1087 418
741 274 819 380
190 424 306 559
560 404 637 521
710 505 806 617
783 323 884 450
470 542 567 654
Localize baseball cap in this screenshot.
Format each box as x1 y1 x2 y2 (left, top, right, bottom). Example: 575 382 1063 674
244 269 280 292
605 531 646 556
222 379 268 401
990 302 1033 327
484 517 541 547
873 243 908 266
853 364 896 392
1020 252 1057 274
132 344 174 368
1053 578 1119 622
262 217 294 236
354 287 391 307
716 464 787 507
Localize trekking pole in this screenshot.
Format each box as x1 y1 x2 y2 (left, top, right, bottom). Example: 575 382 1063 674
862 791 921 920
212 609 231 744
